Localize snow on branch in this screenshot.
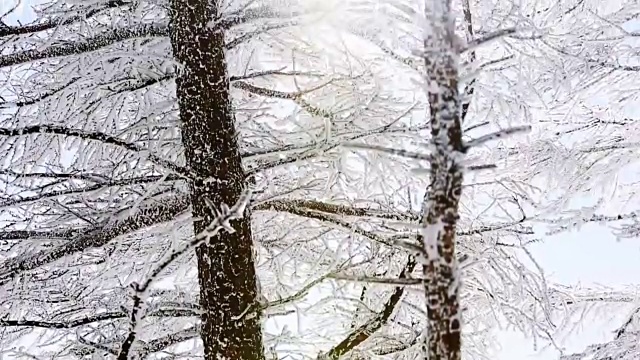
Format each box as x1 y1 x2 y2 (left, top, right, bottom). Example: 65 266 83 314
0 195 191 285
253 198 419 222
0 77 81 108
0 124 190 178
0 174 183 209
461 28 517 53
0 24 169 69
0 306 197 330
0 0 131 37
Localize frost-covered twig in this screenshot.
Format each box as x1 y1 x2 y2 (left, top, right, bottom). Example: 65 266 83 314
0 0 130 37
0 124 188 178
0 195 191 285
461 28 517 53
0 24 168 69
344 143 431 161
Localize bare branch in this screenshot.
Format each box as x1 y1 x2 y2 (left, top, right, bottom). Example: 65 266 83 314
322 257 417 359
464 125 532 149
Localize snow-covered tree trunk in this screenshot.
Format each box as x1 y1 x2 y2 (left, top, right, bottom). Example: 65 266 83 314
420 0 464 359
168 0 264 359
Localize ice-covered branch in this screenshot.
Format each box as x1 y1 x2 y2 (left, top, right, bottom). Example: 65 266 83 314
253 198 419 222
0 24 168 69
0 124 189 178
0 195 191 285
0 0 131 37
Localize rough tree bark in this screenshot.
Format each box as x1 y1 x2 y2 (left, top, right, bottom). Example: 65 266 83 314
420 0 464 359
168 0 264 359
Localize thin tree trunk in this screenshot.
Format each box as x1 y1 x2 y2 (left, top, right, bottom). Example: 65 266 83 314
168 0 264 359
420 0 464 359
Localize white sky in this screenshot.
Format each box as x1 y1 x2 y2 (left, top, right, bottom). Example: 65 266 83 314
1 1 638 359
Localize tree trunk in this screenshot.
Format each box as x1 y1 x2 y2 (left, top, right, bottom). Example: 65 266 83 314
168 1 264 359
420 1 464 359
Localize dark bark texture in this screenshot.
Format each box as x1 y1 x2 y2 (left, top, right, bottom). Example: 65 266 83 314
420 2 464 359
168 0 264 359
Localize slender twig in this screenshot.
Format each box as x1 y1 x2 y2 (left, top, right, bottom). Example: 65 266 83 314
464 125 532 149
